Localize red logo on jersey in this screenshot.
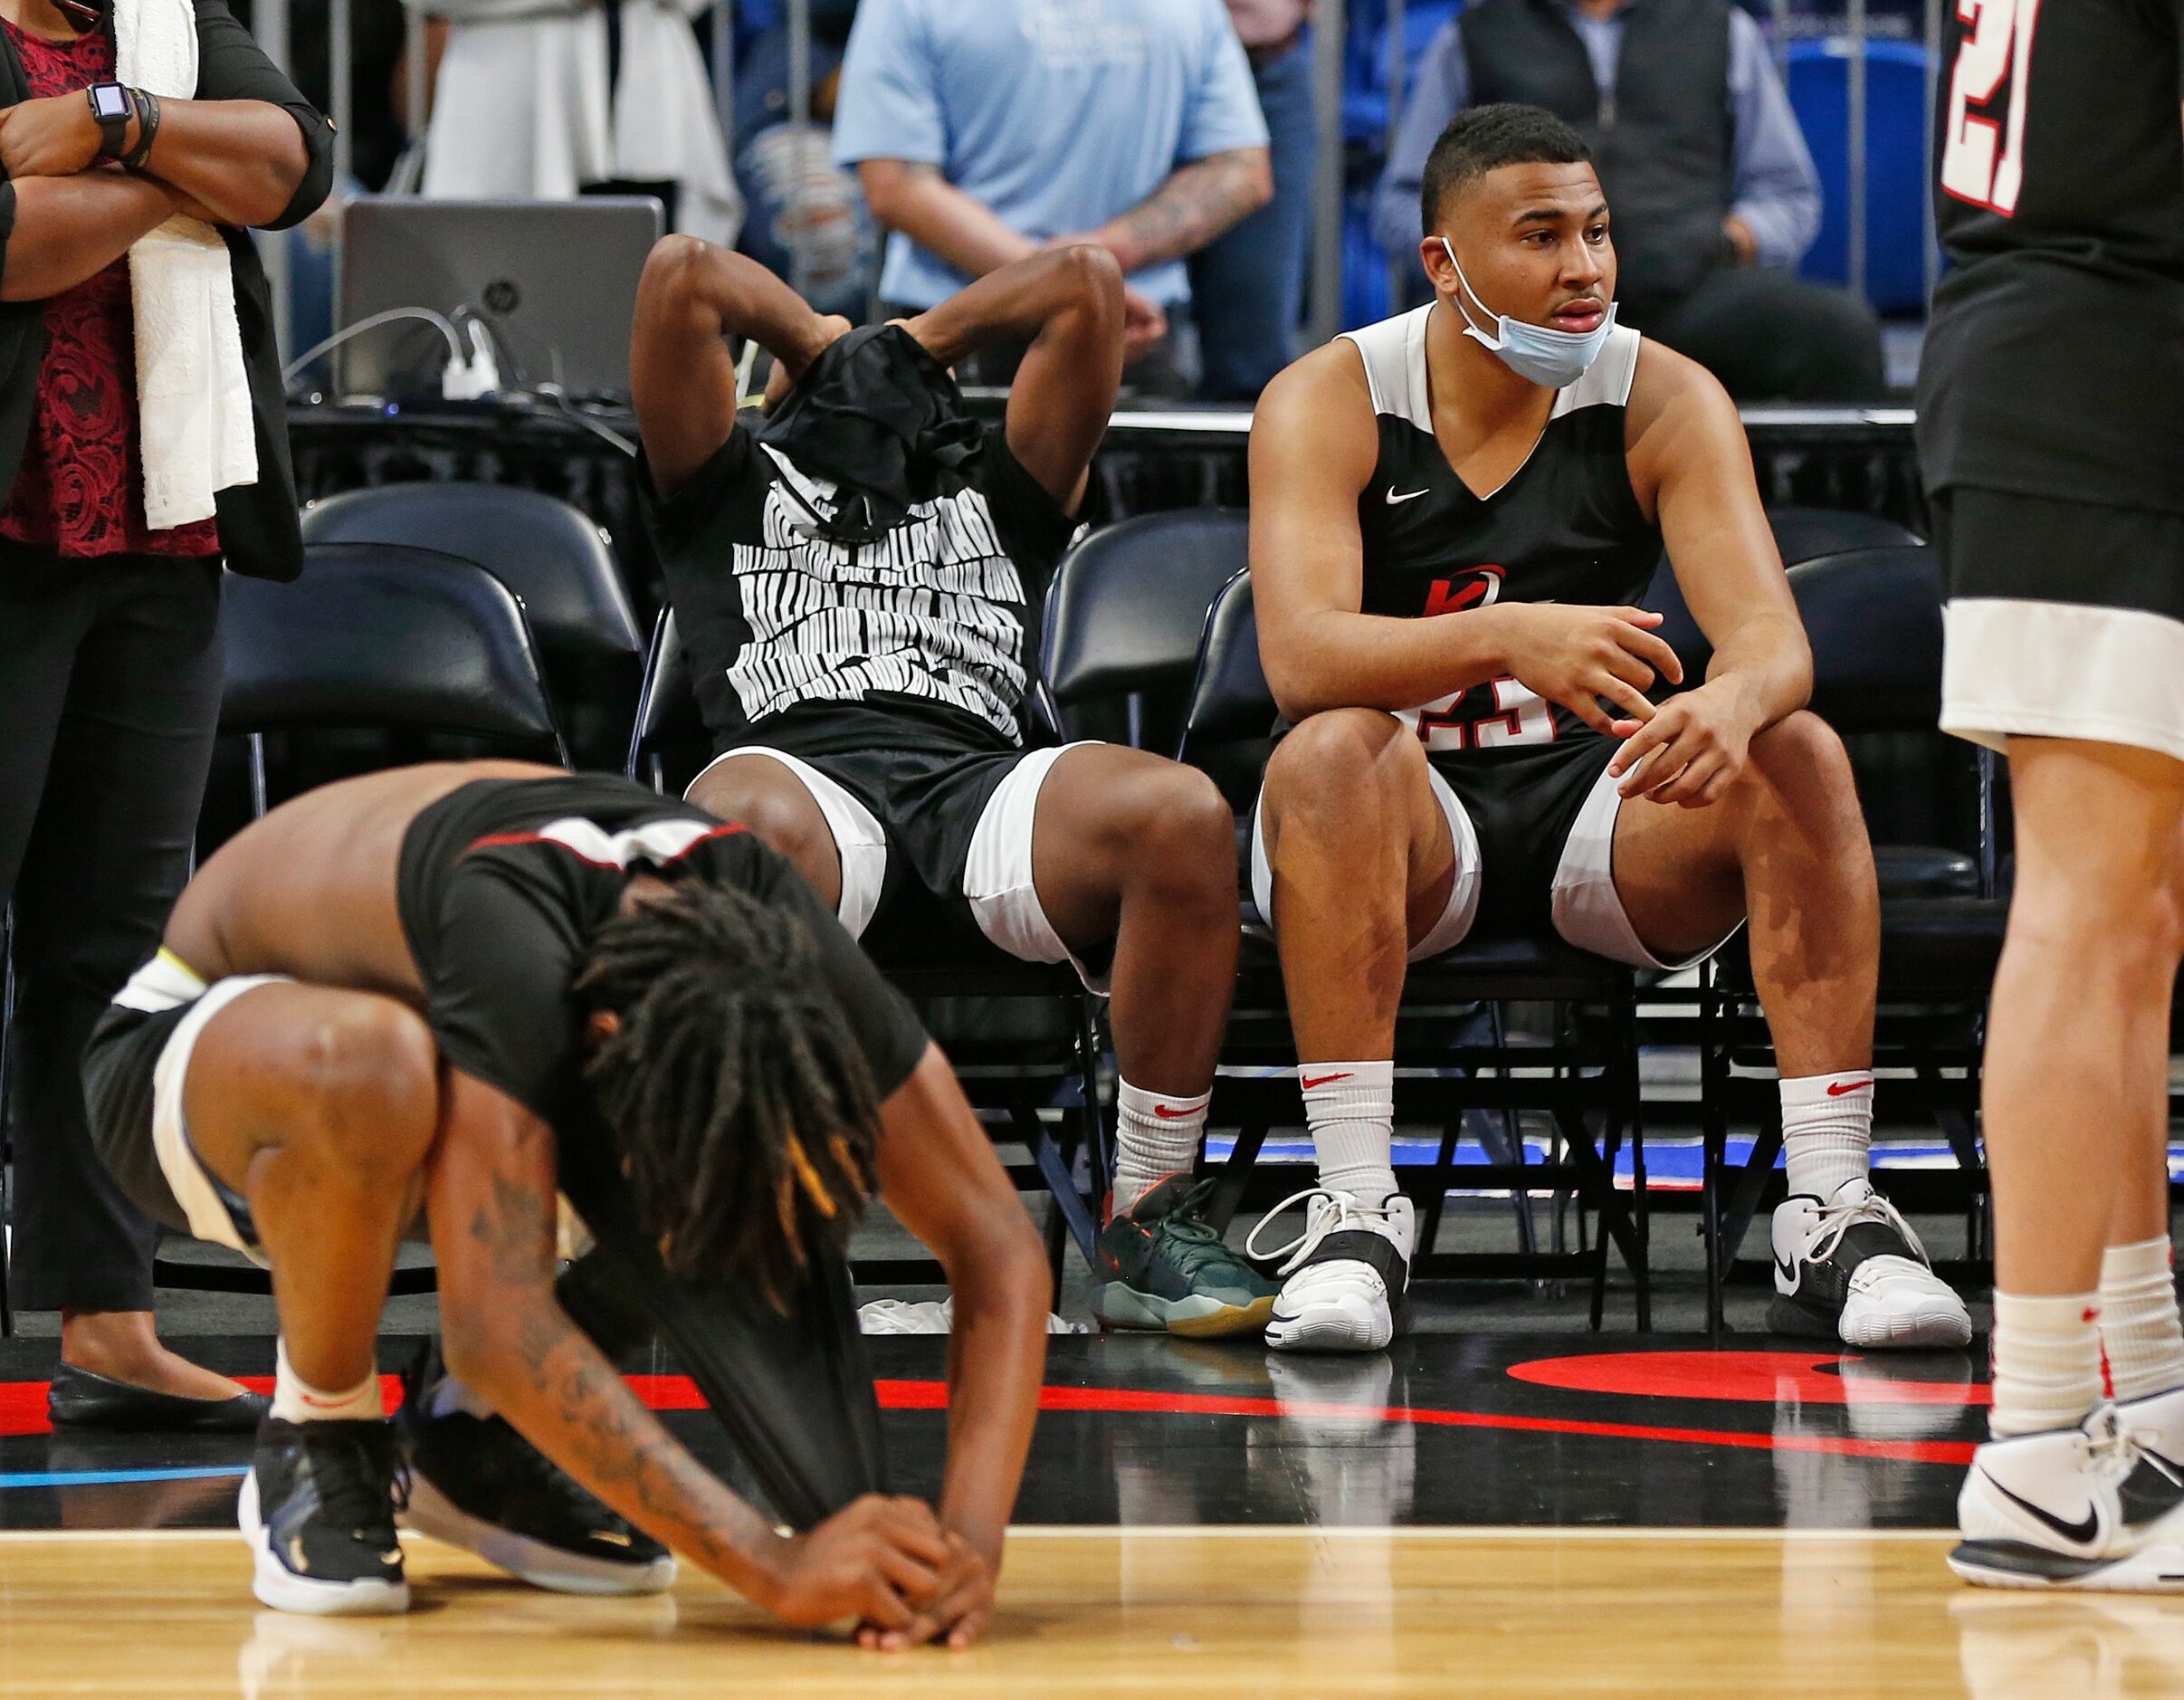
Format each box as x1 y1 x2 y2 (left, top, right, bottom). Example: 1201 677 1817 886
1423 566 1505 618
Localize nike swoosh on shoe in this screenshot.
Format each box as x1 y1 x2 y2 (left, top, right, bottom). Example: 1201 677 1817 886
1989 1475 2102 1546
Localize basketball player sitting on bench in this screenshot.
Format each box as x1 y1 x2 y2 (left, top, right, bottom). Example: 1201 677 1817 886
1245 105 1971 1353
632 239 1272 1336
81 761 1050 1645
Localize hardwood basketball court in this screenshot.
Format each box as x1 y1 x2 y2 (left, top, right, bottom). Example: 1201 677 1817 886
0 1329 2147 1697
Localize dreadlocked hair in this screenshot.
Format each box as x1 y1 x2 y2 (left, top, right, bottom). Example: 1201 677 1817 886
574 879 882 1308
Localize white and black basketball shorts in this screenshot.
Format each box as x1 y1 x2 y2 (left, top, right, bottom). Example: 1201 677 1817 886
1936 487 2184 764
689 734 1113 989
82 950 280 1260
1251 731 1739 969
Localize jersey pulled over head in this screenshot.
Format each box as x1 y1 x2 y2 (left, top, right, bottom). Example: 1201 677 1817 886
575 871 883 1308
752 324 987 546
1417 104 1618 389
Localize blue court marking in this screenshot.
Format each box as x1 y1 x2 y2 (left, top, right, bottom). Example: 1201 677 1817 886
0 1465 244 1489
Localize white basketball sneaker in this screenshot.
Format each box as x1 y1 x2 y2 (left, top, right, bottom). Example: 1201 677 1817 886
1953 1403 2184 1590
1248 1189 1416 1353
1771 1177 1972 1348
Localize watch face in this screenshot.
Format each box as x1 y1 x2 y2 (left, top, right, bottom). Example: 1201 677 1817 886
91 85 129 119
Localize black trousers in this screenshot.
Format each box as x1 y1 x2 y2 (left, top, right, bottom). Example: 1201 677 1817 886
1 552 224 1313
1622 266 1888 402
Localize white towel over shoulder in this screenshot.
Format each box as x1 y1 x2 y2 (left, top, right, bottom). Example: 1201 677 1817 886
114 0 257 530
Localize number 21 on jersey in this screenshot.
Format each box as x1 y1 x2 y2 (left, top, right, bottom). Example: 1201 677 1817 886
1941 0 2043 215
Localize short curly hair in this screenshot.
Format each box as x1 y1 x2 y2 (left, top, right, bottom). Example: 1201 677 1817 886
1420 103 1592 235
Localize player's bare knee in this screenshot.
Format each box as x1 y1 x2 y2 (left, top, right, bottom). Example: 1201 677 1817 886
1121 764 1236 897
1264 709 1416 817
297 999 438 1179
700 779 834 887
1750 711 1854 791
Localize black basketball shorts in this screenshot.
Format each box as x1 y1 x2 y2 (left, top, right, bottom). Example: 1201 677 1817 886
1935 486 2184 765
1251 731 1736 969
81 950 274 1257
688 735 1115 988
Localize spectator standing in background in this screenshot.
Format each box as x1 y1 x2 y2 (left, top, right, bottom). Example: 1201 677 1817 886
1374 0 1884 401
413 0 741 246
0 0 330 1425
1189 0 1316 399
732 0 874 321
834 0 1273 396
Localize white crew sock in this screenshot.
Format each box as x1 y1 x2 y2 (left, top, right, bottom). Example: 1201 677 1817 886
271 1338 384 1425
1303 1061 1397 1205
1112 1080 1210 1215
1780 1070 1874 1202
1988 1291 2104 1438
2101 1237 2184 1404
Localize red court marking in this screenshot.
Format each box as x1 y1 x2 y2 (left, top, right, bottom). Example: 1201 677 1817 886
0 1371 1977 1465
1507 1351 1989 1409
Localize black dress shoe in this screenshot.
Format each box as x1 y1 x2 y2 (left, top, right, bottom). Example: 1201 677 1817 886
47 1363 271 1433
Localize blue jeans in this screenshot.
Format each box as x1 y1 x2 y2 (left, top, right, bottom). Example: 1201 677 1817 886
1188 41 1318 401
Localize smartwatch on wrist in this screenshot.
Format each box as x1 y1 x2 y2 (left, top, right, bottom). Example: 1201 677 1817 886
121 88 160 171
86 80 131 161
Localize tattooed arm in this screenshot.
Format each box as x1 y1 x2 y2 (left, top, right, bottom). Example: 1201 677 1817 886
1068 147 1273 273
426 1066 953 1634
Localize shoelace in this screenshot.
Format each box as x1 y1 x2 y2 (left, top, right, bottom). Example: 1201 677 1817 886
2083 1409 2151 1485
1149 1179 1250 1277
308 1427 407 1534
2111 1411 2184 1492
1245 1188 1390 1278
1805 1187 1930 1270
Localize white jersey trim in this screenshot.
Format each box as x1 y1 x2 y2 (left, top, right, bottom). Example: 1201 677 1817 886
1337 304 1640 429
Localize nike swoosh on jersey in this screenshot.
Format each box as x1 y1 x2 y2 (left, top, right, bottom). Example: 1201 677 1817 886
1385 487 1429 505
1989 1475 2103 1547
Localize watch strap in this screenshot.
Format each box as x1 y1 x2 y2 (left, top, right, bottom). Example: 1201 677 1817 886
121 87 159 172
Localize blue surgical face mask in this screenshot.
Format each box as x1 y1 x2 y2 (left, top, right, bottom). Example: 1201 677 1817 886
1438 237 1615 389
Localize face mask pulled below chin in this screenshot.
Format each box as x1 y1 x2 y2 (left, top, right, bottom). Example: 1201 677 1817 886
1438 237 1615 389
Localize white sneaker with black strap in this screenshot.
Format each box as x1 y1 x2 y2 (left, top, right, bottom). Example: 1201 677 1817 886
1249 1189 1416 1353
1771 1177 1972 1348
1953 1398 2184 1590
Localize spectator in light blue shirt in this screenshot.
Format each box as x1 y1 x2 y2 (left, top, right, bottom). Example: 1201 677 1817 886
1374 0 1884 400
834 0 1273 394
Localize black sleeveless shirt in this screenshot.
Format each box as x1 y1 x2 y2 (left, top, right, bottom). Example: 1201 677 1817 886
1340 304 1663 763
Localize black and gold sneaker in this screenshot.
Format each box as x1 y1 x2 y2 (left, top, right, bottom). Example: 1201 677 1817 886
395 1362 675 1596
238 1417 409 1616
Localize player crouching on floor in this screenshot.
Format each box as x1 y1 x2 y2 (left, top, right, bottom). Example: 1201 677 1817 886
82 762 1049 1646
1241 105 1969 1353
631 237 1270 1336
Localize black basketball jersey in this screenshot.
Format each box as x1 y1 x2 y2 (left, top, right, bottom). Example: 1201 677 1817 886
1340 305 1662 760
394 775 927 1142
1917 0 2184 514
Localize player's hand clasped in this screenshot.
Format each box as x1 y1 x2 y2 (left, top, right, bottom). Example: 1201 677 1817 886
1493 602 1683 737
765 1493 993 1650
1607 676 1761 808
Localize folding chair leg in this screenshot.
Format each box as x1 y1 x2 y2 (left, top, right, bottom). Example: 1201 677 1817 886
1206 1122 1268 1234
1042 1186 1070 1298
1077 997 1111 1190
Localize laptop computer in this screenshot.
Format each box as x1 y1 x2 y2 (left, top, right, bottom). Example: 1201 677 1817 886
337 196 664 403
